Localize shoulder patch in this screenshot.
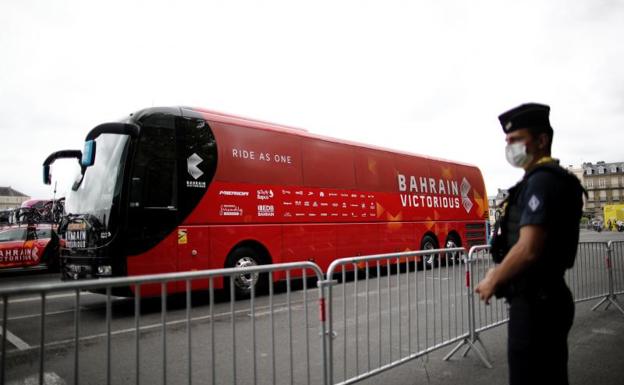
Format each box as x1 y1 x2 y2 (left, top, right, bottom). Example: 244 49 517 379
528 195 541 212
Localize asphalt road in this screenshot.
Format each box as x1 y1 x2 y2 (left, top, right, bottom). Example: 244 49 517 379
1 229 623 385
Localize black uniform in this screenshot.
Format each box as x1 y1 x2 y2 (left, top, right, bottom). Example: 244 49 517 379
493 161 584 385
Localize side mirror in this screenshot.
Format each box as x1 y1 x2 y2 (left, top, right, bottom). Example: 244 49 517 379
81 140 96 167
42 149 82 185
43 165 52 185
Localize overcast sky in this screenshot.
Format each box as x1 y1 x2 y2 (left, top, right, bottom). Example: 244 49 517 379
1 0 623 200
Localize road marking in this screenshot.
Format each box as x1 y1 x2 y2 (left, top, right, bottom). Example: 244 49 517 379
7 372 66 385
4 292 97 305
251 304 302 317
3 300 310 355
0 327 30 350
7 307 92 322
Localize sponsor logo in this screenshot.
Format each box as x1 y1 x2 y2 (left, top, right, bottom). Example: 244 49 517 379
257 189 274 200
258 205 275 217
219 191 250 196
282 190 291 195
68 222 86 231
0 247 39 263
187 180 206 188
220 204 243 216
396 173 473 212
66 231 87 249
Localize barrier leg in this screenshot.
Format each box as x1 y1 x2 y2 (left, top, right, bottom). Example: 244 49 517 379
592 295 624 315
443 250 493 368
591 242 624 317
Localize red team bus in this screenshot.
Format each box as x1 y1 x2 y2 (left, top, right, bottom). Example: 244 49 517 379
44 107 488 297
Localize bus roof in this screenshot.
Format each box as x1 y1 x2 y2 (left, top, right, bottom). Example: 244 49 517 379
184 107 479 169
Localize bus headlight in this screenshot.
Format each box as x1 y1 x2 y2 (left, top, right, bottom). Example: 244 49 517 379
97 265 112 276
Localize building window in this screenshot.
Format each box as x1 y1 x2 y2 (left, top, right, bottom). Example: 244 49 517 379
600 190 607 201
586 179 594 189
598 167 605 174
585 168 593 175
588 190 595 201
611 166 618 173
599 178 607 188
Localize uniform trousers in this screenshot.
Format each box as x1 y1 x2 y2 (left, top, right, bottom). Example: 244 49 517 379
507 284 574 385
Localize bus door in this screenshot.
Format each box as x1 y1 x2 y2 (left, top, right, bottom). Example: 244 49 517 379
126 121 179 285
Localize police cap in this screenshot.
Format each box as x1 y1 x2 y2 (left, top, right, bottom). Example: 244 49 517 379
498 103 553 134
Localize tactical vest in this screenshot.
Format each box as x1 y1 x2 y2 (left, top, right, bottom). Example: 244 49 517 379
490 162 585 295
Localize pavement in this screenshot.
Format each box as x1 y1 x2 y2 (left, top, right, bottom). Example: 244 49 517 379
359 296 624 385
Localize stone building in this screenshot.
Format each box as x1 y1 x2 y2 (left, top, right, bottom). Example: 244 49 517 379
488 188 509 223
581 161 624 218
0 187 30 210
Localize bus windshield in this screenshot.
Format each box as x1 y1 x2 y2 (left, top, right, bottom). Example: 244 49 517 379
65 134 130 232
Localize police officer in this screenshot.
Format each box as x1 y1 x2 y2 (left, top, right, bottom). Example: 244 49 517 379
476 103 584 385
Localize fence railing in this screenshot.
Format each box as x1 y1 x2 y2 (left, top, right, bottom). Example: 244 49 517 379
1 241 623 385
321 248 469 385
1 262 327 385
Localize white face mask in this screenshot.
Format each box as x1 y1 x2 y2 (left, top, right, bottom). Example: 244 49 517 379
505 142 533 168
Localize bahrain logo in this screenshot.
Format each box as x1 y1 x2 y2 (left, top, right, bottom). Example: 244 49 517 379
187 153 204 180
461 177 473 213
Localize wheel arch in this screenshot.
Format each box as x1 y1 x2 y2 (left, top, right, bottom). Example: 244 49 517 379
445 230 463 247
420 231 439 248
225 239 273 268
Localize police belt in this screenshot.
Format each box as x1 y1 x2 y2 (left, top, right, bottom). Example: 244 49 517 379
496 273 568 300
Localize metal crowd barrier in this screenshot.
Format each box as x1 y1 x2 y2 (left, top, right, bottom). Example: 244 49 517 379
0 262 327 385
589 241 624 315
1 241 622 385
320 248 470 385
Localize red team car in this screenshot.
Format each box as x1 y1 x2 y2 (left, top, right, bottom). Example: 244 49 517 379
0 224 61 273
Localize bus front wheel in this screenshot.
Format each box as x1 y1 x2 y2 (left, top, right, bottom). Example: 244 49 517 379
225 246 269 299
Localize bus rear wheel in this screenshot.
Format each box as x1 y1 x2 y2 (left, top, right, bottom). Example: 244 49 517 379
225 246 269 299
444 234 463 265
420 235 439 269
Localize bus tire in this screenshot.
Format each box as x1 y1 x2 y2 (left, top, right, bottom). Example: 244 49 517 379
420 235 439 270
444 233 462 266
225 246 269 299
